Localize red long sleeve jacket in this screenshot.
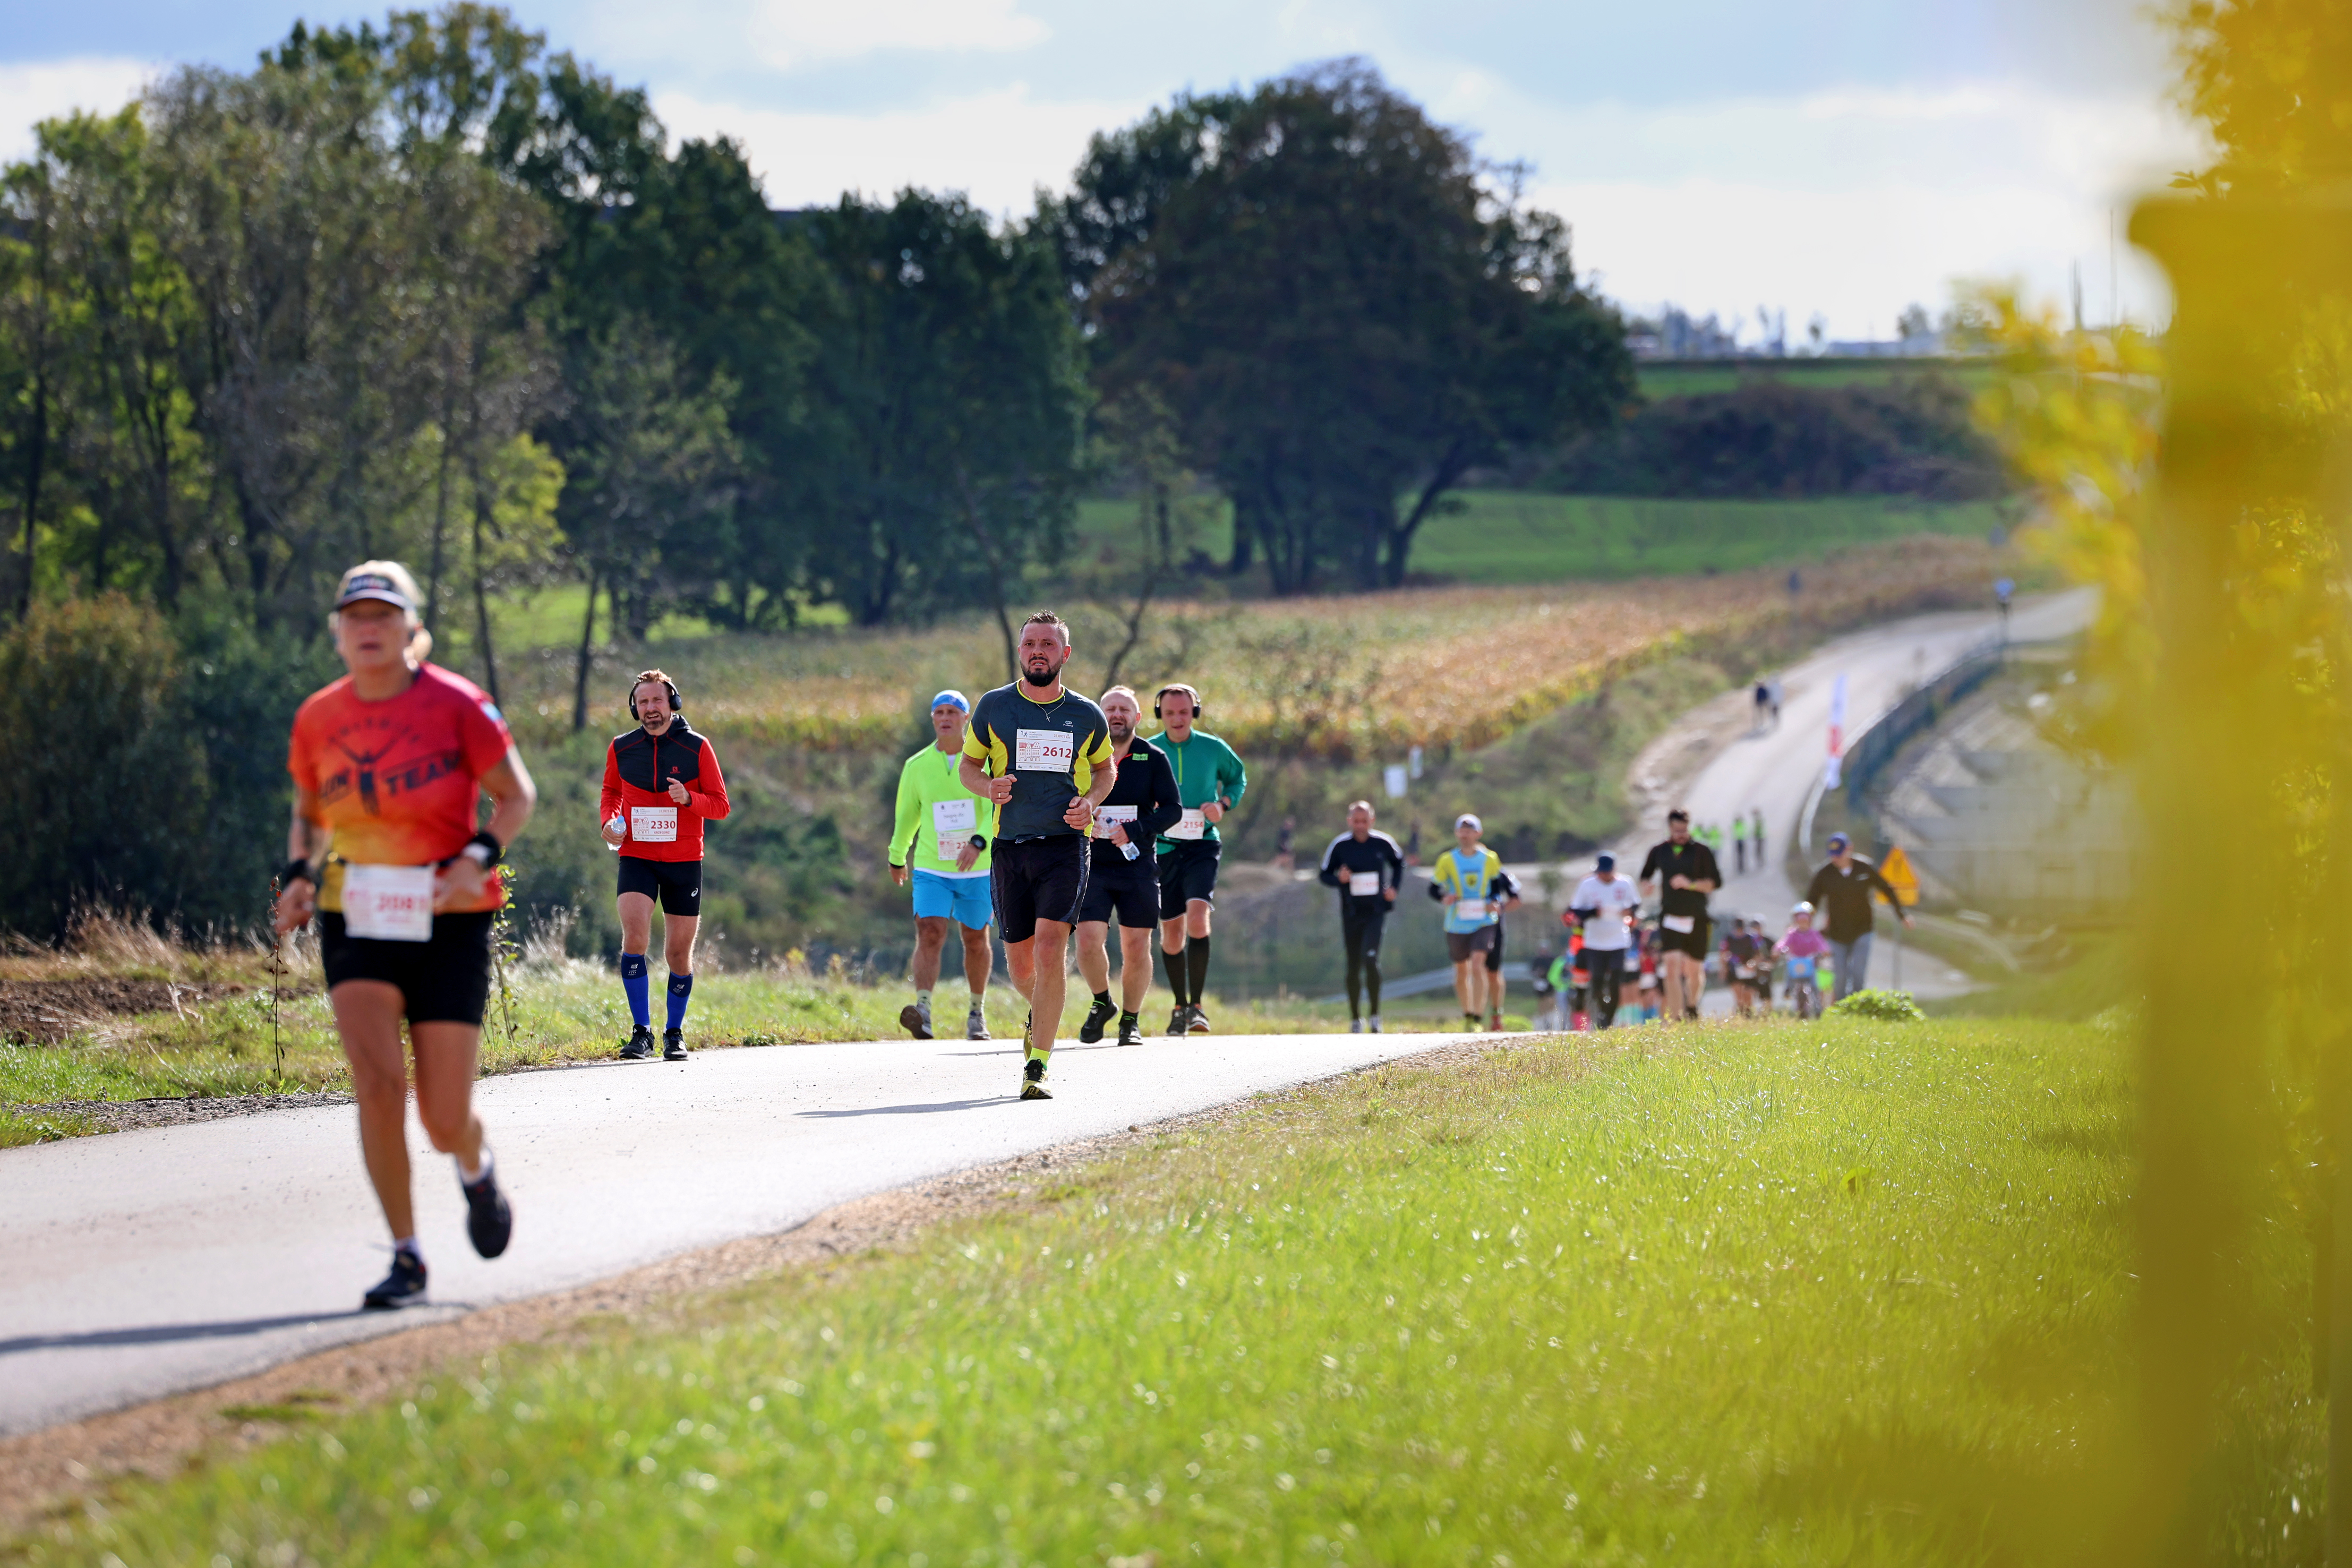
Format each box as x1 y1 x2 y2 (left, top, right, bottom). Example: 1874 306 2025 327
600 719 730 862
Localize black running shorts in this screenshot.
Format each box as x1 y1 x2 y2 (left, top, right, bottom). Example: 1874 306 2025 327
1156 839 1221 920
1079 845 1159 928
992 836 1089 944
618 855 703 915
319 910 495 1027
1657 914 1709 958
1445 926 1499 964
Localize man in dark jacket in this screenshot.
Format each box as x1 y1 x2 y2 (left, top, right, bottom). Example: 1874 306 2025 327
1803 831 1913 1003
1318 801 1405 1031
1075 687 1185 1046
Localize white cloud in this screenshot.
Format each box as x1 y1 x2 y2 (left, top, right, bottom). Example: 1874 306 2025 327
747 0 1049 68
1417 73 2206 337
0 57 156 162
655 82 1147 213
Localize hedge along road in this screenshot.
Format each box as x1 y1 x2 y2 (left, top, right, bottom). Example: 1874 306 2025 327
0 1030 1475 1437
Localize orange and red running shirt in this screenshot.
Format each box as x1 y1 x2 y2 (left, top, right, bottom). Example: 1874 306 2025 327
286 664 516 913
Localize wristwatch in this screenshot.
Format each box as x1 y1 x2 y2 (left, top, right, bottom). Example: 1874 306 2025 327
969 834 988 852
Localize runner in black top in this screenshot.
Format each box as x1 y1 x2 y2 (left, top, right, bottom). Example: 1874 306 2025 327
1317 801 1405 1032
1639 808 1721 1022
1075 686 1183 1048
959 612 1117 1100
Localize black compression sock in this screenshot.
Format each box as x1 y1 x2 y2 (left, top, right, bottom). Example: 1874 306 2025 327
1365 957 1382 1015
1092 989 1113 1008
1161 946 1189 1006
1185 936 1212 1006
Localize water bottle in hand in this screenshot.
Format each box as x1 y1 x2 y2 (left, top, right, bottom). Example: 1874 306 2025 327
606 812 626 852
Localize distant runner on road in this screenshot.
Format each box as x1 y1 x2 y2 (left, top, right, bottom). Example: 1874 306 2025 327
1318 801 1405 1033
1152 683 1247 1036
1722 918 1768 1016
1568 852 1639 1031
601 670 730 1061
1803 830 1913 1004
1484 864 1525 1031
887 690 996 1043
961 613 1117 1100
1639 808 1721 1022
277 562 535 1311
1431 813 1505 1031
1074 687 1183 1049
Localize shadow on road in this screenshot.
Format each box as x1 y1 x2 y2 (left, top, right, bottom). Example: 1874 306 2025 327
0 1308 406 1355
796 1096 1010 1119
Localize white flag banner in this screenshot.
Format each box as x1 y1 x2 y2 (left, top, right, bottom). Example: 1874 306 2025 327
1384 764 1409 799
1825 672 1849 789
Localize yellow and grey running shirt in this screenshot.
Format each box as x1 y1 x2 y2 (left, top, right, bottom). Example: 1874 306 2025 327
962 682 1114 843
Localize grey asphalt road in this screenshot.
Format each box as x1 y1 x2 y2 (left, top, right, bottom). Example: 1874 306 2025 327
1634 587 2098 1009
0 1029 1466 1438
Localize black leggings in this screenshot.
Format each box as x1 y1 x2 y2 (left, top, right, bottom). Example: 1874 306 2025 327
1341 902 1388 1017
1583 956 1625 1029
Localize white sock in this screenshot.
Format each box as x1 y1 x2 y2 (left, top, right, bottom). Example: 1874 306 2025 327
457 1147 493 1185
970 991 986 1009
394 1235 422 1261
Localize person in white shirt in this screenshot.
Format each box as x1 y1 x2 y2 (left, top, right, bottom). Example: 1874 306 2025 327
1569 853 1641 1031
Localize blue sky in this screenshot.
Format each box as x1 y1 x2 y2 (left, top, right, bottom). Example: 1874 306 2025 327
2 0 2199 338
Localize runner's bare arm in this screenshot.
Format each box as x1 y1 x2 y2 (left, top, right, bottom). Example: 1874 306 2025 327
436 748 538 909
960 754 1014 804
273 791 331 932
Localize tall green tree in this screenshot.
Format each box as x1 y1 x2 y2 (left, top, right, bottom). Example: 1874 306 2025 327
798 191 1088 653
1085 62 1632 592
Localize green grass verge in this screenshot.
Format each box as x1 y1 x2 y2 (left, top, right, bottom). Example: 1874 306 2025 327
1632 359 2003 400
0 962 1429 1130
24 1015 2313 1564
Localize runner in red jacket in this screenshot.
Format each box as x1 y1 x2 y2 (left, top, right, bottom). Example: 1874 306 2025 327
600 669 730 1060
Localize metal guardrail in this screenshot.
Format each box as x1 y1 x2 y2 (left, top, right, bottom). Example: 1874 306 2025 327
1838 637 2004 802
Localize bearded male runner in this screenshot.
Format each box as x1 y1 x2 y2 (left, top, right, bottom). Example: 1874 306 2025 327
960 613 1117 1100
1151 682 1247 1035
1638 807 1720 1022
888 690 996 1041
1074 686 1183 1047
601 670 730 1060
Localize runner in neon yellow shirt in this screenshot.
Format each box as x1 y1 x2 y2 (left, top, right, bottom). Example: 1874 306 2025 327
888 691 997 1041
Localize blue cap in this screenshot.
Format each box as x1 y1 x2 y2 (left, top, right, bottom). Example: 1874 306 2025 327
1596 853 1615 871
929 689 969 714
1826 831 1851 852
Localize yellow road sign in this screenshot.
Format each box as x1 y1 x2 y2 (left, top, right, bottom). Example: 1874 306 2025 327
1878 844 1921 906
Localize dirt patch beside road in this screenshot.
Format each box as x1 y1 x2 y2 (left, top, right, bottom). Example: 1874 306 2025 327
0 979 256 1044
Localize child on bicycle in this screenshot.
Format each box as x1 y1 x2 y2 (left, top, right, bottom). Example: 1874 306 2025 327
1775 901 1831 1019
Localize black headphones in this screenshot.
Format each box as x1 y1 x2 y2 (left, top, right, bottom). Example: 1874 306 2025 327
1153 686 1203 720
630 674 684 721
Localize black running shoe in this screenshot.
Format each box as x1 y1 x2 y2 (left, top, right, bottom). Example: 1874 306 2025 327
1020 1056 1052 1100
461 1166 513 1258
899 1001 934 1040
1186 1005 1212 1035
621 1024 655 1060
1116 1013 1143 1047
1077 996 1117 1044
363 1250 427 1310
662 1029 688 1061
1165 1005 1190 1037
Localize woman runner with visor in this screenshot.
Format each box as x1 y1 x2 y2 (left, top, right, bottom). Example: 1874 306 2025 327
275 562 538 1310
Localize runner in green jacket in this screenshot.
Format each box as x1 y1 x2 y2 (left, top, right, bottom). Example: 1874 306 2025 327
1151 683 1247 1035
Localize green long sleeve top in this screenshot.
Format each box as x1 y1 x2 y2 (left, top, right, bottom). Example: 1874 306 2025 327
890 742 997 875
1153 729 1247 847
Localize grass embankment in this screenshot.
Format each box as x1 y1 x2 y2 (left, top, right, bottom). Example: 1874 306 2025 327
0 940 1444 1147
20 1015 2314 1565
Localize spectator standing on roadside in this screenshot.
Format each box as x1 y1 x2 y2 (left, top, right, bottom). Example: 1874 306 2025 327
1803 830 1913 1004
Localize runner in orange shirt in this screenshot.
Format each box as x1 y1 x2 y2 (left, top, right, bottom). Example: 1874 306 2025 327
276 562 537 1312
